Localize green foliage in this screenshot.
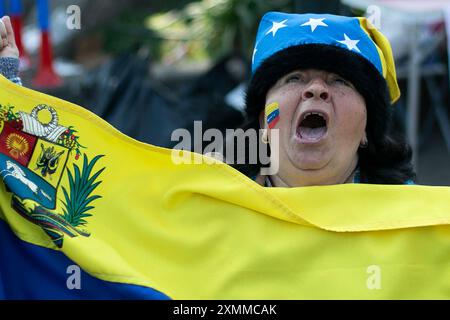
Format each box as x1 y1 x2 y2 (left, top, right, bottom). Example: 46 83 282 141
101 1 295 63
57 126 85 160
146 0 294 62
102 9 159 57
61 154 105 227
0 103 21 122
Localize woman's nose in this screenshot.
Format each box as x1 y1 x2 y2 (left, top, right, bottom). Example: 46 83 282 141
302 80 330 101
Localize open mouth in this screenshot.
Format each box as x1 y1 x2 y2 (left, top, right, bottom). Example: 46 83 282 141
296 111 328 143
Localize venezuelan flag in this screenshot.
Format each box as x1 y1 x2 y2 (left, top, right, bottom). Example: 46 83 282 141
1 75 450 299
265 102 280 129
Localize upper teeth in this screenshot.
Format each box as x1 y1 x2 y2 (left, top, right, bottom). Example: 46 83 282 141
304 112 324 119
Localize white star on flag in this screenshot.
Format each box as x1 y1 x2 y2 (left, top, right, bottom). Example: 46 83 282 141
252 48 257 64
266 19 288 37
301 18 328 32
337 34 361 53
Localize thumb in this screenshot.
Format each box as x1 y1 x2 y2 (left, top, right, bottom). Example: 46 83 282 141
2 16 17 47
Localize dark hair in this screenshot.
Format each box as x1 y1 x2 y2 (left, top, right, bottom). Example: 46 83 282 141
234 44 415 184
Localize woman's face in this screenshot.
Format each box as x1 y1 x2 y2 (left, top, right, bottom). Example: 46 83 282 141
261 69 367 186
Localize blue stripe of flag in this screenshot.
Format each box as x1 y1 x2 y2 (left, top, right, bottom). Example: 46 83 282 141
0 219 171 300
267 110 280 124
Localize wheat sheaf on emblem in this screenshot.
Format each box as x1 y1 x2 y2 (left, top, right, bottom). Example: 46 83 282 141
6 133 29 159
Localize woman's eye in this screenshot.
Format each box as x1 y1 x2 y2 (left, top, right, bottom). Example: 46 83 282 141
285 74 303 83
332 77 349 86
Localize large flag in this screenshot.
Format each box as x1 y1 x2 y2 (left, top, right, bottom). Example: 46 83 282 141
0 75 450 299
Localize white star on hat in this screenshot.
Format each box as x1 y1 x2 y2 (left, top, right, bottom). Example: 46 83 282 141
337 34 361 53
266 19 288 37
252 48 258 64
301 18 328 32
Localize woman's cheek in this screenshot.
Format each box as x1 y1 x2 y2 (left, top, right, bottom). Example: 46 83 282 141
341 103 367 137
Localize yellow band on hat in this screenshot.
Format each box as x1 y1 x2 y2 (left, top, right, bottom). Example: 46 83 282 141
358 17 401 104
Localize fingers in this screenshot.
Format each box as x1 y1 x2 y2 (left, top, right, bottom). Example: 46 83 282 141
2 16 16 47
0 19 7 49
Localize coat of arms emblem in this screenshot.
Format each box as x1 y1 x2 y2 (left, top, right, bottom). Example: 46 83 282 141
0 103 105 248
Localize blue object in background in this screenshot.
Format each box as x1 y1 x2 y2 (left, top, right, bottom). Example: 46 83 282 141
37 0 49 31
9 0 22 15
0 0 6 17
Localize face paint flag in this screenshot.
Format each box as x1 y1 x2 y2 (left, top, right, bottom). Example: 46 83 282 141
1 74 450 300
265 102 280 129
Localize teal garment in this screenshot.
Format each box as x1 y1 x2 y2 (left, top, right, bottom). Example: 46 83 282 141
352 167 415 185
254 167 415 186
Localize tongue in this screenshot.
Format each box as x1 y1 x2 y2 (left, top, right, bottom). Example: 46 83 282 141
298 126 327 141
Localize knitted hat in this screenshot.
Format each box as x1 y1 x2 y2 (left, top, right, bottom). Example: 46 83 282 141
245 12 400 120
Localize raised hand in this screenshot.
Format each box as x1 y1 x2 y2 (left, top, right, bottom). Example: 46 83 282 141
0 16 19 59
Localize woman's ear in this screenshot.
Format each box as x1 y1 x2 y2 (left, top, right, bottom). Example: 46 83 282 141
259 110 269 144
360 132 368 148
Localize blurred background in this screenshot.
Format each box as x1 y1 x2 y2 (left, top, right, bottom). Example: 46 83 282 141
6 0 450 185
